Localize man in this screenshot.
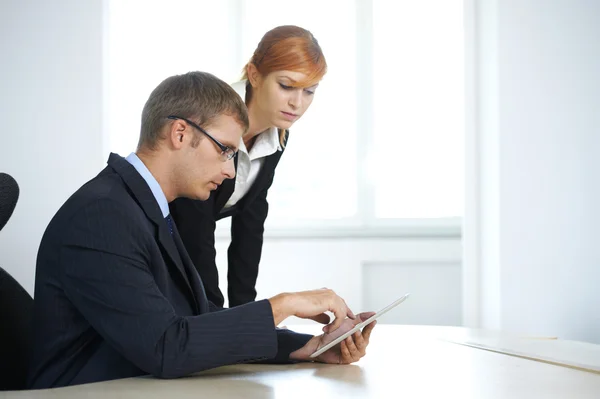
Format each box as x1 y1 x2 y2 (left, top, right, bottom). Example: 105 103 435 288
28 72 375 389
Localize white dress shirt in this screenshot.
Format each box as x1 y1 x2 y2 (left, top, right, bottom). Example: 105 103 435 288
224 81 282 209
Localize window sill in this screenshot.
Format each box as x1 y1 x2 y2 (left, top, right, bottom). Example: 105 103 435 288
215 218 462 240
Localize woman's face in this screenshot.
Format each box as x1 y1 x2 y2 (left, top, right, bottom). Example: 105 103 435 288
251 70 319 130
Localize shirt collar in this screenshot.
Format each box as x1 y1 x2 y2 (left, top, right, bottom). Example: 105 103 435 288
125 152 169 218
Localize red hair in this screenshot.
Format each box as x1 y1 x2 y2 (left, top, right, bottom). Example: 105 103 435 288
242 25 327 89
242 26 326 147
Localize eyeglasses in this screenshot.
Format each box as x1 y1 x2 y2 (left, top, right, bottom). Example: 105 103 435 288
166 116 237 161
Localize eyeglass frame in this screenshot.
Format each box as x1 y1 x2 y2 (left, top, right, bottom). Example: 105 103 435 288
166 115 237 161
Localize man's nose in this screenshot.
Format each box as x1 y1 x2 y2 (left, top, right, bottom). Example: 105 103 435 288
222 157 236 179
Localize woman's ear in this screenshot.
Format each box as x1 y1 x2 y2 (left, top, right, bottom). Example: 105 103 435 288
246 63 261 88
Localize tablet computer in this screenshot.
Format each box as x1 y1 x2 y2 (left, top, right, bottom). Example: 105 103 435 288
310 293 410 358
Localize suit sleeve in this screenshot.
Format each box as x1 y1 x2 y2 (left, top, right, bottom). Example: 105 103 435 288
59 199 300 378
169 197 225 307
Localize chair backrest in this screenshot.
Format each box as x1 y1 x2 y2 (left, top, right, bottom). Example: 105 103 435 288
0 173 19 232
0 267 33 391
0 173 33 391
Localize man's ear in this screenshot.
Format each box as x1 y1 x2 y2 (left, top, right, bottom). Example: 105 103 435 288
166 119 187 149
246 63 262 88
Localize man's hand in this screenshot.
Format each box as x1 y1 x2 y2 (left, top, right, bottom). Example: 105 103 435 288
289 312 377 364
269 288 356 333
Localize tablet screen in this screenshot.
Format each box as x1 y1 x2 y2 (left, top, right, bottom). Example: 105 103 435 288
310 293 410 358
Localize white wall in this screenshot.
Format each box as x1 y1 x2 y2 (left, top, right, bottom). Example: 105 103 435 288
0 0 105 293
216 236 463 326
472 0 600 343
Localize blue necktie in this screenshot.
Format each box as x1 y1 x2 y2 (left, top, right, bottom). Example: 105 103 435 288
165 214 174 237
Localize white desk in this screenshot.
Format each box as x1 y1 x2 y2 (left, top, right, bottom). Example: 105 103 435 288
4 325 600 398
434 326 600 373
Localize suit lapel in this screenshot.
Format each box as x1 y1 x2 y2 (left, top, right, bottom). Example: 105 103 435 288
238 150 282 209
156 220 193 296
241 129 288 208
171 222 208 313
213 178 235 215
107 153 195 301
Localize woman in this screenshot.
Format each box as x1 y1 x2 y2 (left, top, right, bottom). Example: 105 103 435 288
170 25 326 307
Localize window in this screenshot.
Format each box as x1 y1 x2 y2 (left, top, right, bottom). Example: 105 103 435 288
106 0 464 231
240 0 358 222
372 0 464 219
106 0 240 156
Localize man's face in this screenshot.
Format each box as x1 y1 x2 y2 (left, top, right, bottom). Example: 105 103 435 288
178 114 242 200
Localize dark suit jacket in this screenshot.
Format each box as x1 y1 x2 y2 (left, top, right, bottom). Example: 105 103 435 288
27 153 310 389
170 131 288 307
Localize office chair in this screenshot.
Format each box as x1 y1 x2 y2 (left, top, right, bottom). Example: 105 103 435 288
0 172 33 391
0 173 19 231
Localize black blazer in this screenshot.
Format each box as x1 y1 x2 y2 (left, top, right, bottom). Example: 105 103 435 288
28 152 310 389
170 131 288 307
